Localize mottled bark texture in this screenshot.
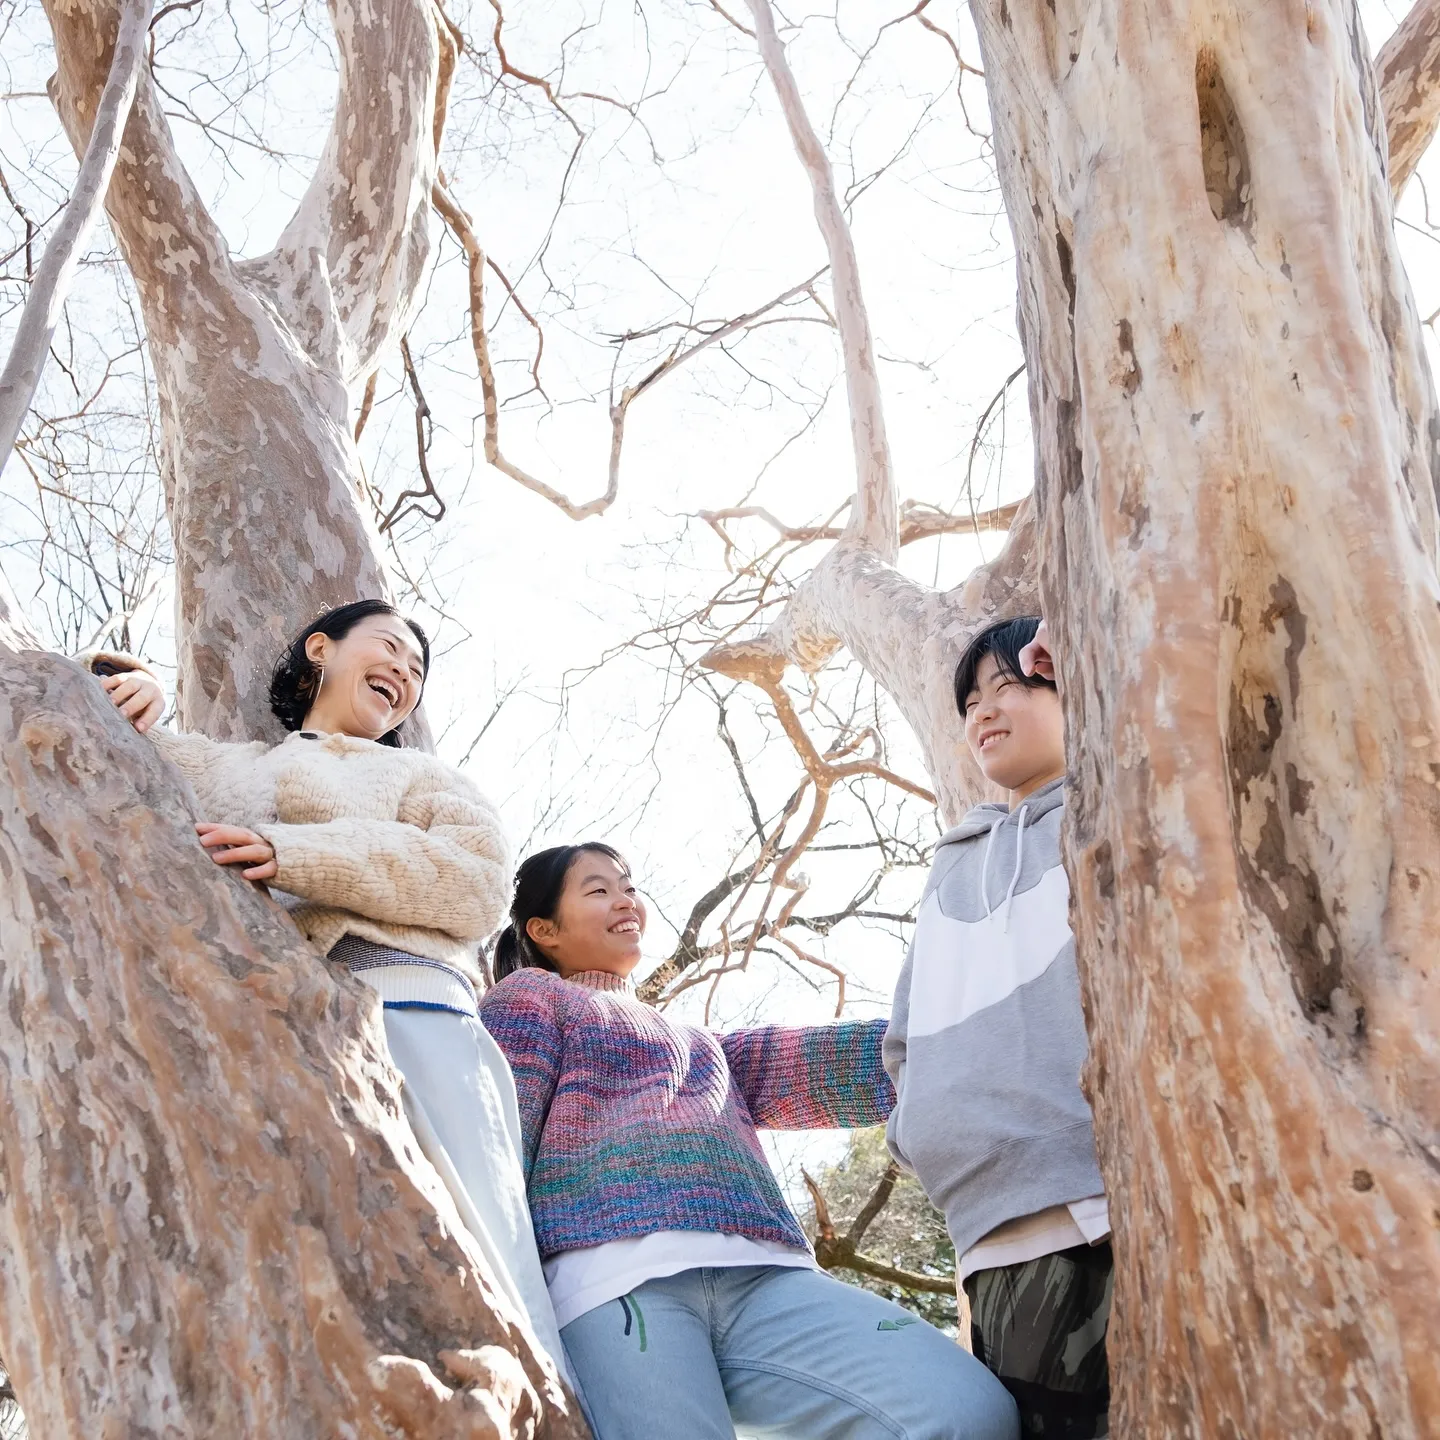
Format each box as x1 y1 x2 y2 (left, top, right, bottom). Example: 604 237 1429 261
42 0 446 743
1378 0 1440 195
0 647 585 1438
969 0 1440 1432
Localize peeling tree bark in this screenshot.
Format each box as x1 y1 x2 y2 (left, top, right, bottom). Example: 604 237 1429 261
1378 0 1440 196
0 648 585 1437
967 0 1440 1432
42 0 447 743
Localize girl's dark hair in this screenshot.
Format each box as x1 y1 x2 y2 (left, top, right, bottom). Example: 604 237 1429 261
953 615 1055 716
494 843 630 980
269 599 430 748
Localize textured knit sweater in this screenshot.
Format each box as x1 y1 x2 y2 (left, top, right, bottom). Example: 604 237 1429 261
477 967 895 1258
79 653 509 982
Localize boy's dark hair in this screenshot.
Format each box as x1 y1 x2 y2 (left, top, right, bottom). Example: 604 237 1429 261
269 599 430 748
493 843 630 980
953 616 1056 715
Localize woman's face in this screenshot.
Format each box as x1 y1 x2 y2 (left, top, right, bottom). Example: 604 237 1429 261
527 851 646 979
303 614 426 740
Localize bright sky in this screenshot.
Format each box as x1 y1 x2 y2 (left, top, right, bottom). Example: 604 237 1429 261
1 0 1435 1187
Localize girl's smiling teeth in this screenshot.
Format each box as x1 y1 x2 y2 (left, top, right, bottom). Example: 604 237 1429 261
978 728 1008 751
609 917 640 935
367 676 400 707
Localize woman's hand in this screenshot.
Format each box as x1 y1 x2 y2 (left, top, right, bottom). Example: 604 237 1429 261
195 823 278 881
100 670 165 734
1019 618 1055 683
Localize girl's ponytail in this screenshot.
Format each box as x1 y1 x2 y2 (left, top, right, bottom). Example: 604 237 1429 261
493 922 529 980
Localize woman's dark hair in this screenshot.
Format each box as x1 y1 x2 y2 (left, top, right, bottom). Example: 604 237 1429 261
269 599 430 748
493 843 630 980
953 615 1055 716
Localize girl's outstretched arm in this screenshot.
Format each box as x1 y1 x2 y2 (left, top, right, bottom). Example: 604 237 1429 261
719 1018 894 1130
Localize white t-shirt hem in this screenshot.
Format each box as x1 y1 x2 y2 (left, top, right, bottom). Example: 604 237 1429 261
958 1196 1110 1283
545 1230 817 1330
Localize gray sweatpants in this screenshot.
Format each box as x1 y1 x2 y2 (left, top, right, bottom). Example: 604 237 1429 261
382 1006 567 1370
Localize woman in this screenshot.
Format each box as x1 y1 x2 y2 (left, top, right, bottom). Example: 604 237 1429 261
90 600 565 1368
480 842 1019 1440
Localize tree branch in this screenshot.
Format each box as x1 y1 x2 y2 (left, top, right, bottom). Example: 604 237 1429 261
0 0 152 472
1380 0 1440 197
742 0 896 555
802 1169 954 1296
248 0 445 380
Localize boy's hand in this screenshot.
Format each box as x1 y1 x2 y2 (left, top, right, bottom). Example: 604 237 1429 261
1019 619 1055 682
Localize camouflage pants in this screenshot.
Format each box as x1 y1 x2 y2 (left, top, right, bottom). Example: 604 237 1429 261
962 1241 1113 1440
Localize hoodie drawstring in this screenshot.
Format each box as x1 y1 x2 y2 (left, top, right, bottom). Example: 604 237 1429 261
980 820 1002 920
1001 805 1029 932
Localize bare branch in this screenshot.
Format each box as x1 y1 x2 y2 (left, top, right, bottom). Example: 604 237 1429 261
701 496 1022 557
435 170 826 521
742 0 896 555
1380 0 1440 197
0 0 152 472
801 1169 954 1296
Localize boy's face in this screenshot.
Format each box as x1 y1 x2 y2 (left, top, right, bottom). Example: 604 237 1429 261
962 653 1065 794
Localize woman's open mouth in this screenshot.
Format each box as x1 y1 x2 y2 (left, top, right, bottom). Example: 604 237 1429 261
366 676 400 708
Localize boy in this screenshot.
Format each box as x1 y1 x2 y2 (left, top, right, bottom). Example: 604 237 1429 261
884 616 1112 1439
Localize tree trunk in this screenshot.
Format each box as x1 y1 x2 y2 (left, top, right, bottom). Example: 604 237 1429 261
43 0 445 743
968 0 1440 1431
0 646 584 1437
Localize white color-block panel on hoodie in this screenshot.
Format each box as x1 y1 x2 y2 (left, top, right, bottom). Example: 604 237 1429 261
906 863 1072 1039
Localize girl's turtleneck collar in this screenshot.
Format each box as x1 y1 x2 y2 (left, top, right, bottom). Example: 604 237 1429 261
565 969 637 995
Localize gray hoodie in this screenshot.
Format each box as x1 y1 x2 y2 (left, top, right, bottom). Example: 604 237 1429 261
883 776 1104 1257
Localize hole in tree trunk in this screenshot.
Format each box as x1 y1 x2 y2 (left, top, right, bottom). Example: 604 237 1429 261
1196 49 1253 228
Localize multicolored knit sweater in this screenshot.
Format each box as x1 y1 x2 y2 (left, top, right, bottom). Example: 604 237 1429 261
478 968 895 1258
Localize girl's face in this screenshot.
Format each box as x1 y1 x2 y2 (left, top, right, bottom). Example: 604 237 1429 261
527 851 646 979
962 652 1065 801
303 614 426 740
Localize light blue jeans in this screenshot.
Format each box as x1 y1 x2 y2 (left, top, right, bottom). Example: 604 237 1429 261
560 1264 1019 1440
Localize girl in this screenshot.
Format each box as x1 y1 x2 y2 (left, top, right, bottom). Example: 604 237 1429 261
90 600 565 1368
480 842 1019 1440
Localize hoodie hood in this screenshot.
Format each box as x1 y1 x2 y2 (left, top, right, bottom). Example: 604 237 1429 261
937 773 1067 847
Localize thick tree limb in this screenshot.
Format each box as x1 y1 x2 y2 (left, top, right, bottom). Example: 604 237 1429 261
0 649 585 1435
1379 0 1440 196
0 0 151 474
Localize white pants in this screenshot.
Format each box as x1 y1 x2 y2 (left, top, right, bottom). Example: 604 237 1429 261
382 1006 567 1370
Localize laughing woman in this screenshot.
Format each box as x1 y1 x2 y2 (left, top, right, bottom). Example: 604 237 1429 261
480 842 1019 1440
86 600 565 1367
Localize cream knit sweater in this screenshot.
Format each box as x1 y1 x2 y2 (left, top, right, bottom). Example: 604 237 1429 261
82 654 509 983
